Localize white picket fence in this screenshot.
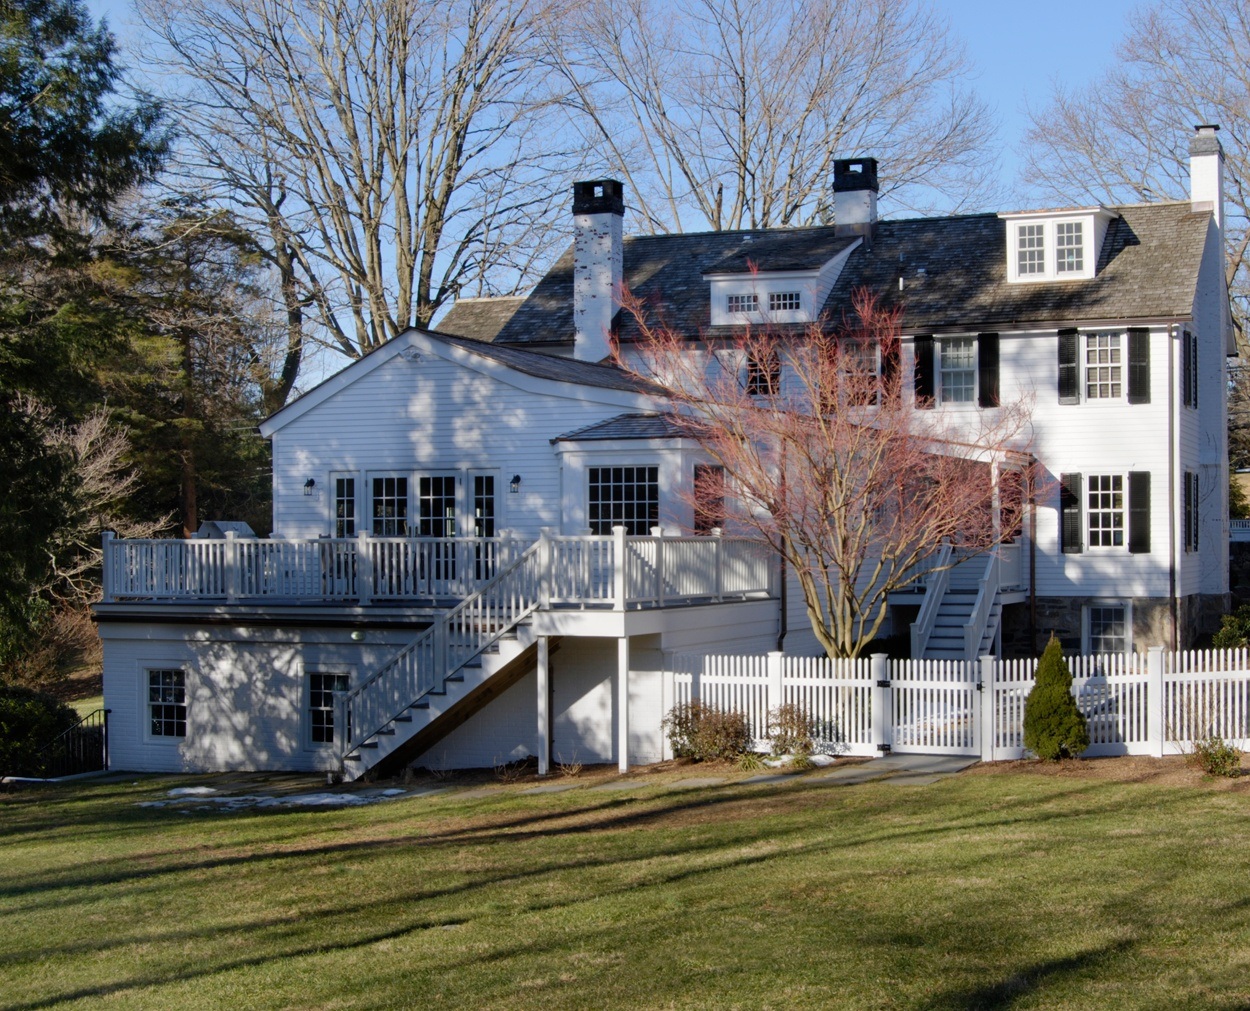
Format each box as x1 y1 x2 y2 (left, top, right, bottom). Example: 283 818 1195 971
668 648 1250 761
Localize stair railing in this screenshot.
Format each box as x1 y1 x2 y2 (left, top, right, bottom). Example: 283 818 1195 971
340 539 544 760
909 542 953 658
962 550 1000 659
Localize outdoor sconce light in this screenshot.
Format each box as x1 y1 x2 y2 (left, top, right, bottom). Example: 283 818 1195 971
510 474 522 494
303 478 316 496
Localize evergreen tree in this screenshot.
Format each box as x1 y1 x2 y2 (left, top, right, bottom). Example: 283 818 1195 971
1023 636 1090 761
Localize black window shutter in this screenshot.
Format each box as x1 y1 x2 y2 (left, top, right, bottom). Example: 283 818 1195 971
1060 473 1083 553
1182 331 1193 408
1190 331 1199 408
978 333 1000 408
880 336 899 402
1058 329 1079 404
1127 328 1150 404
913 335 934 408
1128 471 1151 554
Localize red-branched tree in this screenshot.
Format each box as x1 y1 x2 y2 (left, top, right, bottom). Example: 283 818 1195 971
618 287 1035 658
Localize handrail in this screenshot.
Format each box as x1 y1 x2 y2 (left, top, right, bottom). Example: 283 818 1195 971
26 708 109 778
910 542 953 657
963 551 1000 659
340 540 543 757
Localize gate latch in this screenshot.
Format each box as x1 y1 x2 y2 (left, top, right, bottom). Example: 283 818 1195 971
875 679 890 688
976 681 984 692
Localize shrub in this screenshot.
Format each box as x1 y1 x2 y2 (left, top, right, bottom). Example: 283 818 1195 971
0 684 79 777
768 702 816 757
663 701 753 762
1193 736 1243 778
1022 636 1090 761
1212 604 1250 649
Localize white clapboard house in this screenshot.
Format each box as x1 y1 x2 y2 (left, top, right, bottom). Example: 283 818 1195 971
95 126 1233 776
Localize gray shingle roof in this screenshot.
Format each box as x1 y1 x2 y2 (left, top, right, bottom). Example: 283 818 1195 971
435 295 527 343
552 412 694 443
426 332 664 395
440 201 1211 347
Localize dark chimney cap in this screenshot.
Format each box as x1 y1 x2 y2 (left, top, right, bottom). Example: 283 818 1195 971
833 158 879 194
1191 124 1223 157
573 179 624 216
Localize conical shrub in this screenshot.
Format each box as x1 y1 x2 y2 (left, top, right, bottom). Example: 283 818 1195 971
1022 636 1090 760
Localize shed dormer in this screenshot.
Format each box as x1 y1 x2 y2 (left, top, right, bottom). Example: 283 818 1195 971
998 207 1118 283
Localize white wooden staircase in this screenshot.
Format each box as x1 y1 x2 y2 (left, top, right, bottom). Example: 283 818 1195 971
337 540 546 780
910 549 1003 661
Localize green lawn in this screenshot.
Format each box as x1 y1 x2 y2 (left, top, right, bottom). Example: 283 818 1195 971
2 768 1248 1009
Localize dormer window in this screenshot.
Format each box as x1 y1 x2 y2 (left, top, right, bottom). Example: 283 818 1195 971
727 294 758 313
769 291 801 311
1056 221 1084 273
1000 207 1116 283
1017 224 1045 276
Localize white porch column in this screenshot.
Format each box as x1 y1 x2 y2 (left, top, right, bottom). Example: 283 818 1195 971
613 525 627 611
618 635 630 772
536 636 550 776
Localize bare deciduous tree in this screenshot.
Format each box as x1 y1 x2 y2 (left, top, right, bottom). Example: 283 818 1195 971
551 0 999 233
1021 0 1249 325
140 0 579 361
619 289 1033 658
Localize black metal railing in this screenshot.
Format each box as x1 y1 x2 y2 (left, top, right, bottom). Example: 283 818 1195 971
27 709 110 779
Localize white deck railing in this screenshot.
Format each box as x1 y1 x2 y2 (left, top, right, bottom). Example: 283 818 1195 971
100 528 777 609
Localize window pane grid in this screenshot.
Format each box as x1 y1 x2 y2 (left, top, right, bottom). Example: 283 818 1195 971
1017 224 1045 275
1056 221 1084 273
1085 333 1122 399
371 476 408 536
1089 606 1127 654
473 475 495 538
745 348 780 395
768 291 801 311
588 466 659 535
310 673 349 744
148 669 186 737
939 338 975 403
727 294 758 313
418 475 456 537
334 477 356 537
1087 474 1124 547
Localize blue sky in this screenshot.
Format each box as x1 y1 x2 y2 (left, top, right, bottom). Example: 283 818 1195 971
85 0 1144 200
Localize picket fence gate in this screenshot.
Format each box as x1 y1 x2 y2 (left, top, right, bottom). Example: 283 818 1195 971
668 648 1250 762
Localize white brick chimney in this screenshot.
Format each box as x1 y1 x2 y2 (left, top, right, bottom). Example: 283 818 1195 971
833 157 879 237
1190 124 1224 238
572 179 624 362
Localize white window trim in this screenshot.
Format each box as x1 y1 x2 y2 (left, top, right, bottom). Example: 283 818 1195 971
1000 210 1110 283
1082 331 1125 402
1085 473 1127 552
142 663 190 745
305 667 354 751
367 471 411 537
587 464 661 536
1083 600 1133 656
936 336 977 406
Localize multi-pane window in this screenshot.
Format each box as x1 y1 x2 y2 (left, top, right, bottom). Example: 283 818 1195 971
309 673 349 745
939 338 975 403
745 347 780 395
473 474 496 579
769 291 801 311
417 476 456 537
727 294 759 313
588 466 659 535
1056 221 1084 273
371 476 408 536
1085 333 1122 399
1017 224 1045 275
1087 474 1124 547
1088 605 1128 654
148 669 186 738
693 464 725 534
334 476 356 537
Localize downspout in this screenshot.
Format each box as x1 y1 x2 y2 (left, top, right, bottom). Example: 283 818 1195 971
1169 321 1179 651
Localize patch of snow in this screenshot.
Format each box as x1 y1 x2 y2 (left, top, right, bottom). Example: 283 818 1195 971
168 786 218 796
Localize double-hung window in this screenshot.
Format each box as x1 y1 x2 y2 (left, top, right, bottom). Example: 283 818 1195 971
745 346 780 396
1017 224 1045 276
1060 472 1151 554
1056 221 1084 273
588 466 659 535
938 338 976 403
1059 328 1150 405
1084 333 1122 399
1087 604 1129 655
309 672 349 746
148 668 187 738
693 464 725 534
914 334 998 408
1086 474 1124 547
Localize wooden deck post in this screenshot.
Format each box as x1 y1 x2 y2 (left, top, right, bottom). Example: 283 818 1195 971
618 635 630 773
356 531 372 605
224 531 238 604
536 636 550 776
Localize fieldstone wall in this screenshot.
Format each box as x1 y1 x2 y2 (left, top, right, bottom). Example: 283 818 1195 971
999 594 1223 658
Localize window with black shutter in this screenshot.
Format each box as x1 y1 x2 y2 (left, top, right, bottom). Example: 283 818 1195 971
1060 473 1082 553
1058 329 1079 404
978 333 999 408
1127 328 1150 404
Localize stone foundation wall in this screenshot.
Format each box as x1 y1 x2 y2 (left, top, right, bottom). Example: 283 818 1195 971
999 594 1227 658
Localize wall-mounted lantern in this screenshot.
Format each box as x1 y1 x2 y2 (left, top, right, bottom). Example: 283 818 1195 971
304 478 317 496
510 474 522 494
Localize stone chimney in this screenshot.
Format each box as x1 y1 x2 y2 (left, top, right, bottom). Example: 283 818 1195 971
1190 124 1224 238
833 157 879 237
572 179 624 362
